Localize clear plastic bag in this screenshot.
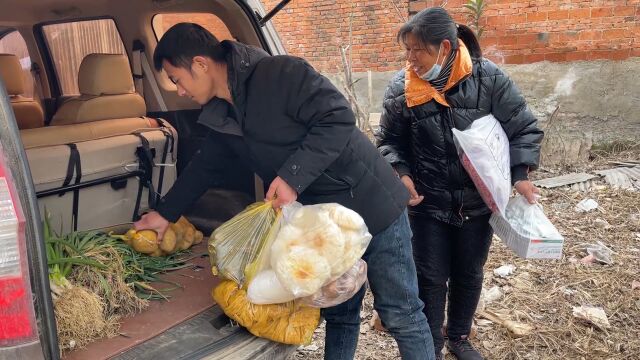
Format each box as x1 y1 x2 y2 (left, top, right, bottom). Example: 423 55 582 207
490 195 564 259
270 202 372 298
208 201 277 285
452 114 511 215
300 259 368 308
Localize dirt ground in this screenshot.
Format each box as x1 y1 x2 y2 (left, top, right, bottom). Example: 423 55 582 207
292 148 640 360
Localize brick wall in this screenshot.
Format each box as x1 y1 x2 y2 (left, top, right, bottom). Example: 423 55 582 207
409 0 640 64
159 2 639 71
262 0 408 72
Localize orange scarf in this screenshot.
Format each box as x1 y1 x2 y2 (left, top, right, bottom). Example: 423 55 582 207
405 40 473 108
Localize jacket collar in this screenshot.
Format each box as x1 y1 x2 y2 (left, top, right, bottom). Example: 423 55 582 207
405 40 472 108
198 41 270 135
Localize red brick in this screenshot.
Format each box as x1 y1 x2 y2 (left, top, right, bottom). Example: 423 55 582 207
569 8 591 19
609 49 632 60
480 36 498 48
409 1 427 13
487 16 506 26
579 30 603 40
614 6 636 17
517 33 538 45
548 10 569 20
545 52 568 62
559 31 580 41
565 51 589 61
498 35 518 45
504 54 525 64
591 7 614 18
507 14 527 24
603 28 628 40
527 12 548 22
524 53 546 63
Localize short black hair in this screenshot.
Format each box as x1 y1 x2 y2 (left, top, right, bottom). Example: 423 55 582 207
153 22 227 71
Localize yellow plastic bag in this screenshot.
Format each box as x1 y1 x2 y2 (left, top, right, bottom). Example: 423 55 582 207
212 280 320 345
208 202 277 285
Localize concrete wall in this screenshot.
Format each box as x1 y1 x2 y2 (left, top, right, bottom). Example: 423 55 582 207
325 58 640 147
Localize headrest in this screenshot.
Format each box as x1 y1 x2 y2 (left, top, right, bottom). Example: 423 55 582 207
78 54 135 96
0 54 25 95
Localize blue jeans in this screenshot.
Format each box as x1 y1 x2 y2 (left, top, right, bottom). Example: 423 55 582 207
322 211 435 360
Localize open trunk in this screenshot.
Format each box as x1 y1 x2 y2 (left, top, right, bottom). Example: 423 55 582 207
0 0 297 358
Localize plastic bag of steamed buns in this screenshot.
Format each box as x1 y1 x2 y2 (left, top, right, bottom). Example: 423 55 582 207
248 202 372 303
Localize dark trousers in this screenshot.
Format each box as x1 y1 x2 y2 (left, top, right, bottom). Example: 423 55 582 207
410 214 493 354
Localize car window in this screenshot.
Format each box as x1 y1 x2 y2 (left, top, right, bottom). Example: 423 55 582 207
0 31 34 98
42 19 127 95
152 13 234 41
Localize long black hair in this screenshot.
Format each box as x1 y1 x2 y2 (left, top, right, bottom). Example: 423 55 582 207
397 7 482 59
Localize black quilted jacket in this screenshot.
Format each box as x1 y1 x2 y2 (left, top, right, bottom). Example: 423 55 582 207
377 57 543 226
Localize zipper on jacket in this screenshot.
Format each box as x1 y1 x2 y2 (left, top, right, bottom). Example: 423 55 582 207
446 107 466 222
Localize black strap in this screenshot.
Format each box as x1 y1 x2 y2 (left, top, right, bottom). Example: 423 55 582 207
59 144 81 231
132 175 145 222
60 144 78 191
156 125 174 196
133 132 157 209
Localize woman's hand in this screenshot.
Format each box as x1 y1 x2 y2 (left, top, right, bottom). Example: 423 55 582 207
515 180 540 204
401 175 424 206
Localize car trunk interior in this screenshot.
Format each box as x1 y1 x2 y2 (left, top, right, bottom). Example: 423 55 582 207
0 0 276 358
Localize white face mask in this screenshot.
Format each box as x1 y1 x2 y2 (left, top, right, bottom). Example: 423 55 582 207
420 44 444 81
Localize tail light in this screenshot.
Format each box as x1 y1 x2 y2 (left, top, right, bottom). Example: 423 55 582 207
0 142 37 346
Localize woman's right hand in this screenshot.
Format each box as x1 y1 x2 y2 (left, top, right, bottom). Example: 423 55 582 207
401 175 424 206
134 211 169 242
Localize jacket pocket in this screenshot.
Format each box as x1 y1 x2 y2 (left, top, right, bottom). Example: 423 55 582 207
306 147 368 196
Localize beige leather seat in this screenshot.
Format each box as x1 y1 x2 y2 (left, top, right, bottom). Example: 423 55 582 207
51 53 146 125
0 53 45 129
22 53 178 233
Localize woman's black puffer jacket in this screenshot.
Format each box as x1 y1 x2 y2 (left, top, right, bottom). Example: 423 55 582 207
376 57 544 226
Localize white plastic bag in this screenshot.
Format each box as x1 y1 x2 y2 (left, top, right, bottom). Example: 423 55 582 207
452 114 511 215
300 259 368 308
246 269 296 304
490 195 564 259
270 202 372 298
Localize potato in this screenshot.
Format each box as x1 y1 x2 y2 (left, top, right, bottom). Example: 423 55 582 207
170 222 185 242
149 248 165 257
122 229 136 245
176 216 191 229
160 227 177 254
193 230 204 245
179 225 195 250
131 230 158 254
